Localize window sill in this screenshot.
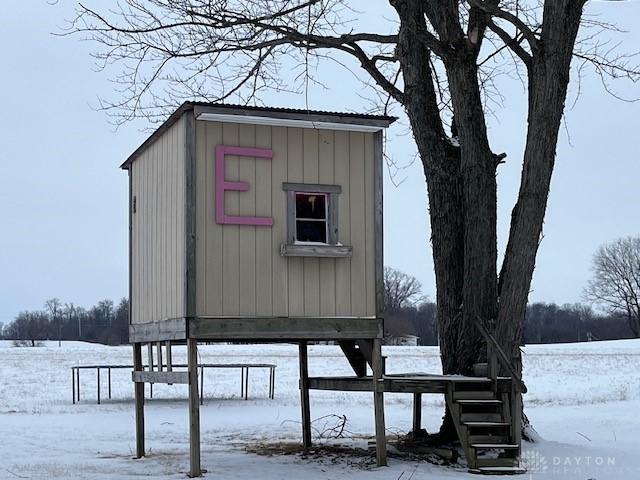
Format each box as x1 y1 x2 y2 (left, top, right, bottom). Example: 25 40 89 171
280 243 353 258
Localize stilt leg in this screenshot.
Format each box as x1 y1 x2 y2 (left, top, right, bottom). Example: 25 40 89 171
157 341 163 372
412 393 422 434
148 342 154 399
200 365 204 406
188 338 201 477
166 341 172 371
298 341 312 449
372 338 387 466
133 343 145 458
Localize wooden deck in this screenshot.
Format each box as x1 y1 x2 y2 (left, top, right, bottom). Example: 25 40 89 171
307 373 513 394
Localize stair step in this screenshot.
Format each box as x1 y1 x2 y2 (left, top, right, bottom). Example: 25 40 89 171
476 457 520 468
469 466 526 475
456 399 502 405
469 435 510 444
463 421 510 428
453 391 496 400
461 413 503 423
472 444 519 449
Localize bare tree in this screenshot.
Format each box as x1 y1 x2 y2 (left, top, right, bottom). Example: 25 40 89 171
45 298 63 347
64 0 640 438
584 236 640 337
383 267 424 312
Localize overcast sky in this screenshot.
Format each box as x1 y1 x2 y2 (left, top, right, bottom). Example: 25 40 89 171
0 1 638 324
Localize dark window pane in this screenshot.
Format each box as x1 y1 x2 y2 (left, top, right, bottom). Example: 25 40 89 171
296 220 327 243
296 193 326 219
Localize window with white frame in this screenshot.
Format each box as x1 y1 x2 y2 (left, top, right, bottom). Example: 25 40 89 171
281 183 351 257
295 192 328 243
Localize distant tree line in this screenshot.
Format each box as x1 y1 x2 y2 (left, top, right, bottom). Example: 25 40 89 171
383 266 637 346
1 298 129 346
385 301 635 346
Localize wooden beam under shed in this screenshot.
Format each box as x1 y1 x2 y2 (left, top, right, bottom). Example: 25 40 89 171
188 316 382 341
372 339 387 467
299 342 312 449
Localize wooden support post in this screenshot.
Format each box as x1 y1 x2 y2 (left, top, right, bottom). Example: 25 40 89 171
187 338 201 477
372 338 387 467
412 393 422 434
76 368 80 401
513 389 522 447
200 365 204 406
72 368 75 404
133 343 145 458
298 342 312 449
157 341 163 372
166 341 172 371
147 342 154 371
512 355 523 449
97 367 101 405
147 342 154 399
108 367 112 399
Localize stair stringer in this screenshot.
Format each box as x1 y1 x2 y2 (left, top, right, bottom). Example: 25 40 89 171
445 384 477 469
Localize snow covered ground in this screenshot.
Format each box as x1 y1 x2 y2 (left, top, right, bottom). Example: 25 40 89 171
1 339 639 479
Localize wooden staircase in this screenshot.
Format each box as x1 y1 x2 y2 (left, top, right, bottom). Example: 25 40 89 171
445 373 525 474
446 317 529 474
335 320 527 475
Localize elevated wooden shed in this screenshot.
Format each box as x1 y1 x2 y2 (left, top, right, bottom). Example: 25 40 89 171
122 102 395 475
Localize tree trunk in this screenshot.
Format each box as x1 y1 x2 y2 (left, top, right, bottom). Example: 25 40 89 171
496 1 585 365
395 0 587 442
444 52 498 375
393 0 473 440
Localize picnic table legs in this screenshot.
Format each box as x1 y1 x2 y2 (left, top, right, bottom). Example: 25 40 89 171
268 367 276 399
244 367 249 400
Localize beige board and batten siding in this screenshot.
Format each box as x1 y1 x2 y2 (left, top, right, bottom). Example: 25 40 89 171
195 121 377 318
131 115 186 324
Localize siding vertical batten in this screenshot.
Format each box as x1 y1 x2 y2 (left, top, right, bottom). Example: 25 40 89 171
222 123 241 315
373 131 385 320
271 126 289 317
302 129 320 316
318 130 336 316
128 169 133 328
364 133 376 317
334 130 352 315
238 124 257 316
349 132 366 316
287 128 305 316
255 125 273 316
185 111 197 331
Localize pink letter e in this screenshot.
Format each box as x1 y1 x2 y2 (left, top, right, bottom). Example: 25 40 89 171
215 145 273 226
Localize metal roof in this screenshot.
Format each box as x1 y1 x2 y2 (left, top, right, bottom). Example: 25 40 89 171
121 101 396 169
